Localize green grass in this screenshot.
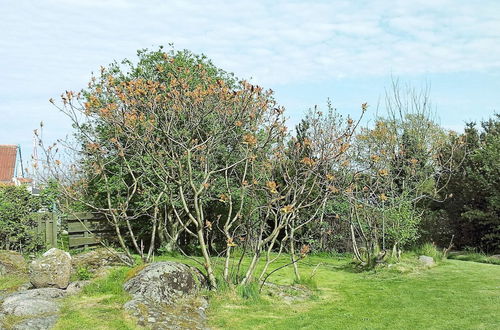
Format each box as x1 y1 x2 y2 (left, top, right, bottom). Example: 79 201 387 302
448 252 500 265
206 256 500 329
0 274 28 292
54 267 140 330
3 253 498 329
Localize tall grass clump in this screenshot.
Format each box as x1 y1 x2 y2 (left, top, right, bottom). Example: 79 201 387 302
416 243 444 261
237 282 261 301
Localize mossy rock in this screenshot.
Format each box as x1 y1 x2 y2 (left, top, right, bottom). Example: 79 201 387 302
123 261 206 304
0 250 28 276
29 248 72 289
123 261 208 329
72 248 133 274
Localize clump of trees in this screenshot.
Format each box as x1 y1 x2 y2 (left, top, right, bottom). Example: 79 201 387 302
343 83 463 266
38 46 488 289
424 114 499 253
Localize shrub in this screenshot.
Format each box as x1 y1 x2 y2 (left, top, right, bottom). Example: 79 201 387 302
76 267 93 280
0 185 43 252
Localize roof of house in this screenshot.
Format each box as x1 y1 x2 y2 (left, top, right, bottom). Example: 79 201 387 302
0 145 17 183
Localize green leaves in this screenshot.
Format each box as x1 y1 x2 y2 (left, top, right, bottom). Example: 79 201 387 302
0 185 43 252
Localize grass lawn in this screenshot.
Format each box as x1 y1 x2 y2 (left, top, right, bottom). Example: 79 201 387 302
207 256 500 329
1 255 498 329
448 252 500 265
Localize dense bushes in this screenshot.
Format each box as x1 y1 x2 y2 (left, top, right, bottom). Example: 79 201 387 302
0 185 43 252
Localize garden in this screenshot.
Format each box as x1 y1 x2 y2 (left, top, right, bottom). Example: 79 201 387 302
0 47 498 329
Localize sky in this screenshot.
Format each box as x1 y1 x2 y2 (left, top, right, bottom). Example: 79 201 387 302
1 0 499 166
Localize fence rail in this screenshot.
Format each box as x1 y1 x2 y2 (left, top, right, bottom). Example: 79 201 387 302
33 212 112 250
66 212 113 249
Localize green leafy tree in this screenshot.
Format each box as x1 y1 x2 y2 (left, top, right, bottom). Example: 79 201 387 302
346 82 462 266
433 114 500 252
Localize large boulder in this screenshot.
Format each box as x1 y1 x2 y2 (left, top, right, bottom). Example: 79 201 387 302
29 248 72 289
0 288 65 329
419 255 435 266
123 262 208 329
0 250 28 276
124 262 205 304
72 247 132 274
1 288 64 316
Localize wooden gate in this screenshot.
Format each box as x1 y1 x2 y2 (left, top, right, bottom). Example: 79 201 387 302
32 212 58 248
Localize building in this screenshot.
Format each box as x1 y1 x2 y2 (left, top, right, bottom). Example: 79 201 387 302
0 144 32 188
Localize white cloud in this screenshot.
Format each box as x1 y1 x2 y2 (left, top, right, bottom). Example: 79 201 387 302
1 0 499 156
2 0 499 89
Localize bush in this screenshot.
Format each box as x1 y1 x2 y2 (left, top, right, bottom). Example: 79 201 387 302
0 185 43 252
76 267 93 280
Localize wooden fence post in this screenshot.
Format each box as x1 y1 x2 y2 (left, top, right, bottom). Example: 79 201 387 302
51 211 58 248
84 218 89 249
45 213 51 247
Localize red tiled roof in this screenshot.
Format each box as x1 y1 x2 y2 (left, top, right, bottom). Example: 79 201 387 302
0 145 17 182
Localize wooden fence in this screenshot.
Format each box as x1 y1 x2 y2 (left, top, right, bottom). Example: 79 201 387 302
33 212 112 249
66 212 112 249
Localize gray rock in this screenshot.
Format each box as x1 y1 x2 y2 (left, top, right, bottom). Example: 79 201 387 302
124 296 209 330
12 315 59 330
419 255 435 266
124 262 205 304
0 250 28 276
65 280 91 295
0 288 65 329
5 287 66 300
71 248 133 274
123 262 208 329
264 282 313 304
3 297 59 317
491 254 500 260
29 248 72 289
2 288 65 316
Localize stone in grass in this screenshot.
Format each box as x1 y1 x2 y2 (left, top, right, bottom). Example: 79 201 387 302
123 261 206 305
29 248 72 289
71 247 133 274
0 288 64 330
65 280 91 295
123 261 208 329
1 288 65 316
419 255 435 266
0 250 28 276
11 315 59 330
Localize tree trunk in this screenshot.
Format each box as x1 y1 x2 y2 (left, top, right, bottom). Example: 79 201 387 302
197 227 217 289
290 228 300 280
